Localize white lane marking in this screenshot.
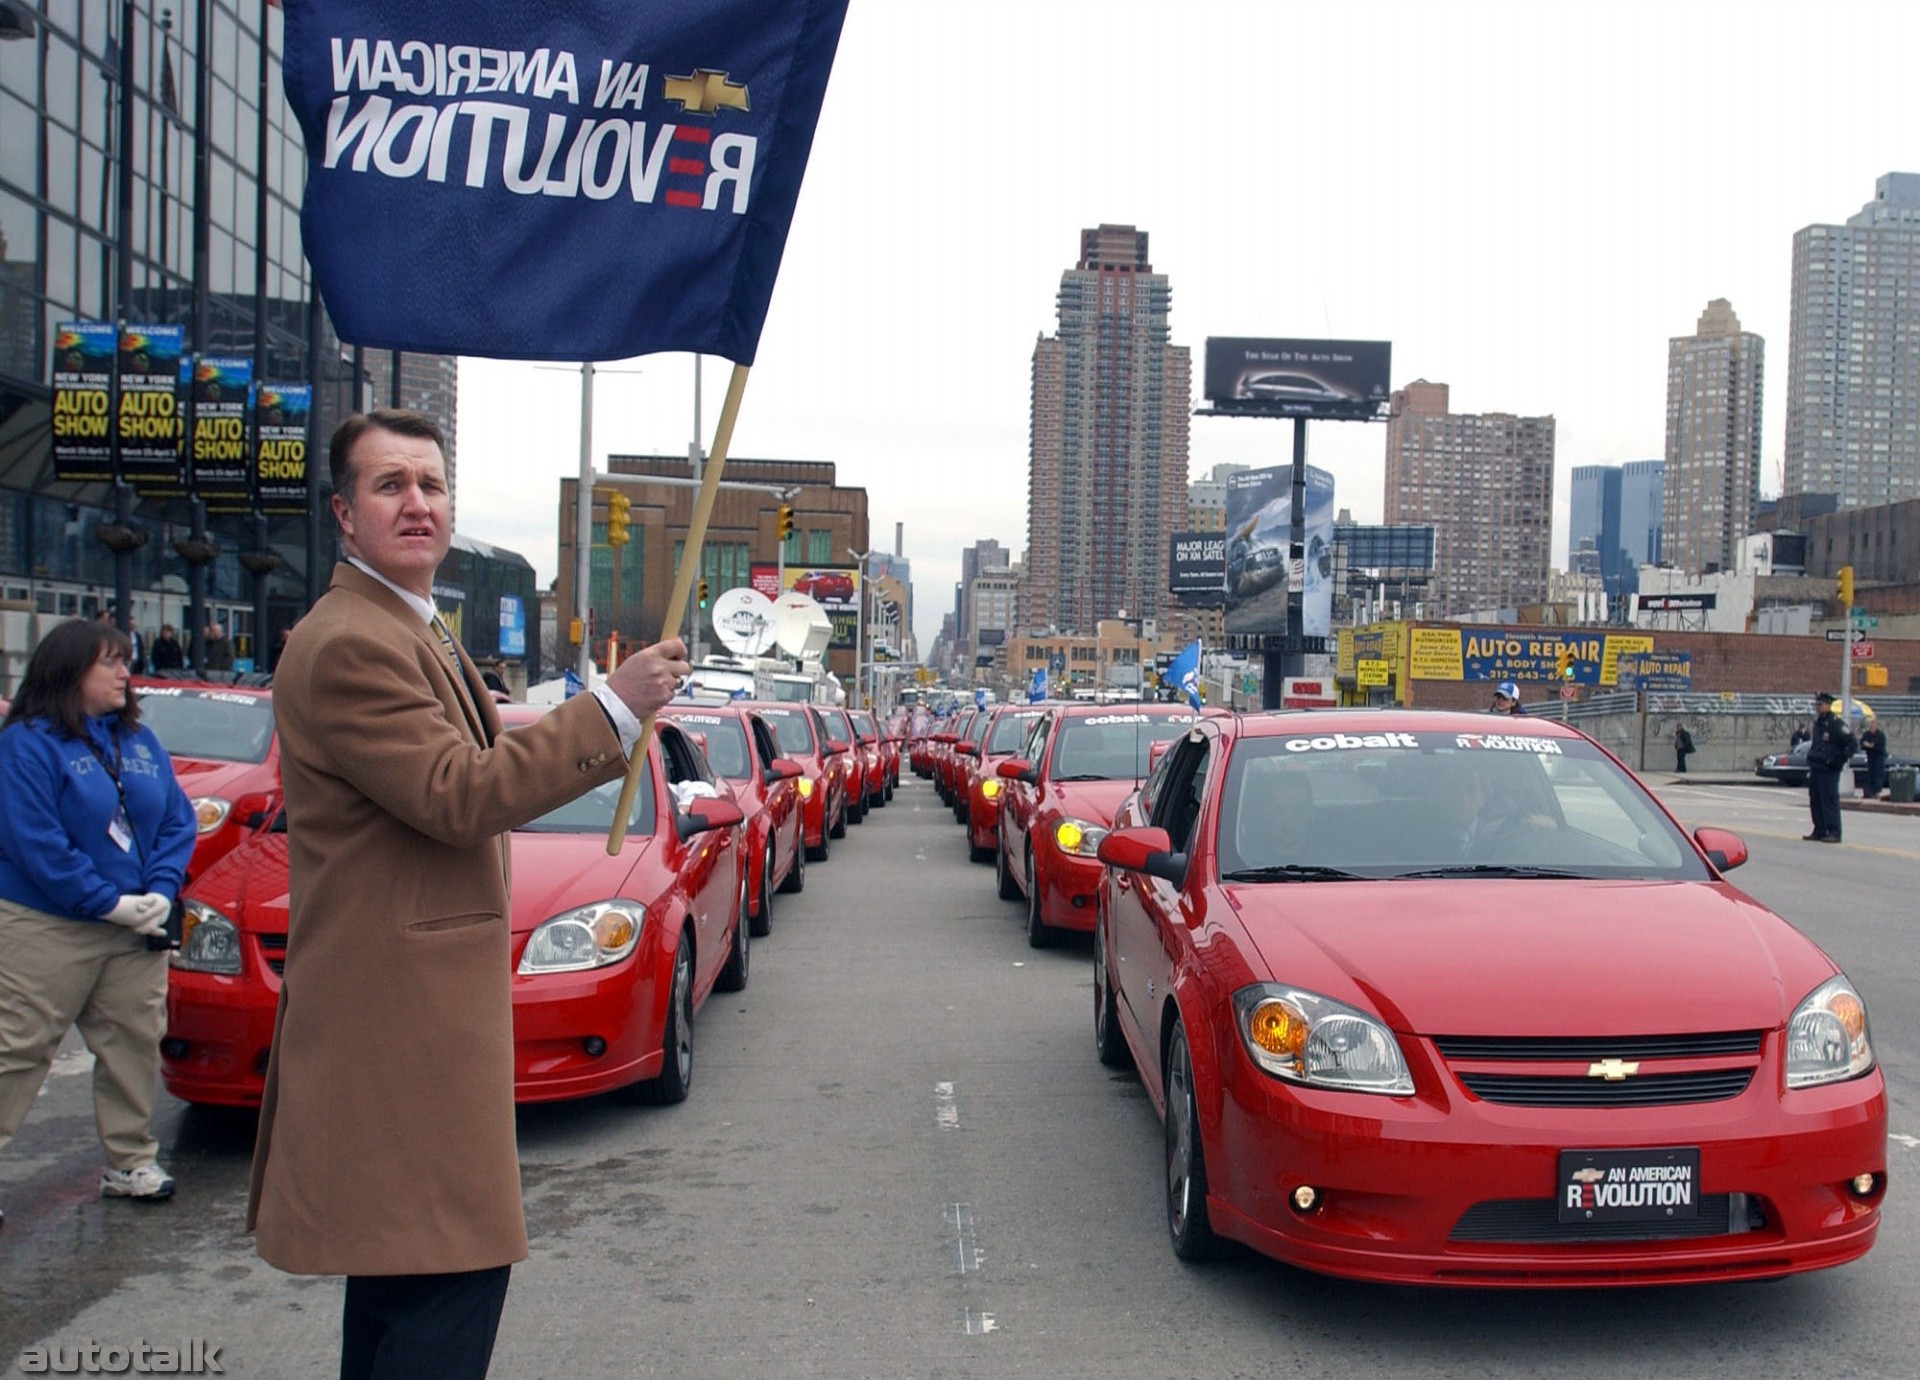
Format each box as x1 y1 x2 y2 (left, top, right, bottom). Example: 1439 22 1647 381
947 1203 983 1274
934 1081 959 1130
49 1049 95 1078
961 1310 998 1335
1891 1133 1919 1150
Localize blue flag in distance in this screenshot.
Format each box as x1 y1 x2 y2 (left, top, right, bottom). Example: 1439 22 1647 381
1167 639 1202 711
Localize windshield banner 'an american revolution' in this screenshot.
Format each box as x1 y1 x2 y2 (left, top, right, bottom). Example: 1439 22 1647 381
281 0 850 364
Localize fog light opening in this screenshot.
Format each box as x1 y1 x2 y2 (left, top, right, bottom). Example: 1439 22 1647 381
160 1037 190 1061
1849 1172 1880 1198
1290 1185 1319 1213
582 1036 608 1058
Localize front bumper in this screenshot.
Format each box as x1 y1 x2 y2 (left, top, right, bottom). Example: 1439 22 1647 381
1203 1031 1886 1286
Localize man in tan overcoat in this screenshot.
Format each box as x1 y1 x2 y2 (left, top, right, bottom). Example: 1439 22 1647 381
248 409 689 1379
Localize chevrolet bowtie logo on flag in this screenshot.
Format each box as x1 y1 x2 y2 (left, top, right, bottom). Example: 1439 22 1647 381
280 0 850 363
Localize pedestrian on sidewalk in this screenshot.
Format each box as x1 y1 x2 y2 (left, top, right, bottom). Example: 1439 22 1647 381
0 619 198 1228
1804 692 1854 843
1859 717 1888 798
1672 724 1694 773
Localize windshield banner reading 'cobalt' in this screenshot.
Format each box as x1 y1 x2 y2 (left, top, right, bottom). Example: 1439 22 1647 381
281 0 850 364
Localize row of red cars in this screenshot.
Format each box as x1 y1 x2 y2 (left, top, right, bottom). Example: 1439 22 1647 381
142 682 900 1113
913 698 1888 1289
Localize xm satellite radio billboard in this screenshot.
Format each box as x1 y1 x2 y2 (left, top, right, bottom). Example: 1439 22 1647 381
1203 338 1391 418
1223 464 1335 637
1168 532 1227 602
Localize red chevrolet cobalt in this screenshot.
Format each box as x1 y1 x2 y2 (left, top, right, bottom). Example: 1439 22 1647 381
162 708 749 1108
662 702 804 934
1094 710 1886 1285
995 702 1198 946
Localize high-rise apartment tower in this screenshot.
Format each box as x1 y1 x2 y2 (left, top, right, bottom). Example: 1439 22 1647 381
1664 300 1763 575
1024 226 1190 634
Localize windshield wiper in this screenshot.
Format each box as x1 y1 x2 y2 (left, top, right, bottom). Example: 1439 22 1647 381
1221 864 1371 882
1390 864 1589 880
1051 773 1115 782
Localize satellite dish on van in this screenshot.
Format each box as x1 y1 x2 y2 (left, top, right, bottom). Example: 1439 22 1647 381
771 591 833 663
711 587 777 657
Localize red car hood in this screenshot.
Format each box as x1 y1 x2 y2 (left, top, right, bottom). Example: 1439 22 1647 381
1046 779 1140 825
186 830 653 938
170 755 271 799
506 831 650 935
1227 879 1825 1036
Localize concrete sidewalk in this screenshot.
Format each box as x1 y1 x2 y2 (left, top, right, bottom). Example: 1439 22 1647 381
1649 769 1920 816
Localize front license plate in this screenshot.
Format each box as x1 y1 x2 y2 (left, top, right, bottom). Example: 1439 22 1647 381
1557 1147 1701 1224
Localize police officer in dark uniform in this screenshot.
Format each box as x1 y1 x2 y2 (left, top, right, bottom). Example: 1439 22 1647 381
1804 691 1854 843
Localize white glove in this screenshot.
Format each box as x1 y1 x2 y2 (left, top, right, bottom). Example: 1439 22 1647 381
104 893 169 938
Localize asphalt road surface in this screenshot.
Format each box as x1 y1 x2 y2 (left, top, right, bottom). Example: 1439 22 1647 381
3 774 1916 1378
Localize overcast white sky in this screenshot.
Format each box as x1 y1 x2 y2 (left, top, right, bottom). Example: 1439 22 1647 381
451 0 1920 654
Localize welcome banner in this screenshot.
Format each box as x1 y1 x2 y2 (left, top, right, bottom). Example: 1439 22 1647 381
51 322 116 482
120 324 187 495
281 0 850 363
192 357 255 513
255 383 313 514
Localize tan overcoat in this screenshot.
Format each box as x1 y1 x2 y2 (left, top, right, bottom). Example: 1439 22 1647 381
247 563 627 1275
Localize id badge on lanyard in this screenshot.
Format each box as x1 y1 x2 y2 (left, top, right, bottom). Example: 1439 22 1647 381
91 740 135 853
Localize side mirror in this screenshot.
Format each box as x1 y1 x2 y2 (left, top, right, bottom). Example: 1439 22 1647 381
1694 826 1748 873
1147 740 1173 770
764 757 803 784
996 757 1035 783
677 795 745 841
954 741 980 757
1097 826 1187 887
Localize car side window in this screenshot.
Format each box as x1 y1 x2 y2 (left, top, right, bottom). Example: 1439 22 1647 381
658 724 713 787
750 717 778 771
1150 738 1211 856
1024 714 1053 768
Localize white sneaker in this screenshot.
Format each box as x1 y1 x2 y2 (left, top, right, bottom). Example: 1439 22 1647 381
100 1163 176 1200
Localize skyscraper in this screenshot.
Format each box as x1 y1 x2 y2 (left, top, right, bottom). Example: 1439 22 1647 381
1784 173 1920 508
1664 300 1763 574
1569 461 1663 603
1024 225 1190 634
1618 459 1665 593
1383 380 1554 617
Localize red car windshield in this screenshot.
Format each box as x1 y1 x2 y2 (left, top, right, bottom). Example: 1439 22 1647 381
757 708 817 755
1214 729 1708 882
665 713 752 779
986 711 1045 754
136 687 275 763
1050 713 1193 780
519 771 655 834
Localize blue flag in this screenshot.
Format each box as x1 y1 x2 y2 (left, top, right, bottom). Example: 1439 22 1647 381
974 688 987 710
562 668 585 699
1167 639 1202 711
281 1 850 364
1028 667 1047 703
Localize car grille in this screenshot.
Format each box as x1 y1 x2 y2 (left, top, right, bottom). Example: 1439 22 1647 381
258 933 287 976
1455 1069 1753 1107
1451 1193 1765 1244
1433 1032 1763 1060
1433 1031 1765 1108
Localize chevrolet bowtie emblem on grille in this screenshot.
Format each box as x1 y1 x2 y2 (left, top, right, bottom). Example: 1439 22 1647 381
663 70 751 115
1588 1059 1640 1081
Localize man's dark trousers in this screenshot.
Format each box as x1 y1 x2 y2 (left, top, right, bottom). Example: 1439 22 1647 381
341 1266 511 1380
1809 766 1844 841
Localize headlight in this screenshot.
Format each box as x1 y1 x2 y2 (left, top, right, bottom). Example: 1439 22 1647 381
192 796 232 834
796 777 814 799
1232 984 1414 1095
980 779 1002 800
1785 976 1875 1088
172 901 241 974
1053 817 1108 857
518 900 644 974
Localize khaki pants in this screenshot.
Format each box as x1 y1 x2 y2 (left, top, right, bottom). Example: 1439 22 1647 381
0 897 169 1169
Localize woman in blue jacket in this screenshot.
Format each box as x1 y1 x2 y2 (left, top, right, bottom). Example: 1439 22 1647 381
0 618 197 1224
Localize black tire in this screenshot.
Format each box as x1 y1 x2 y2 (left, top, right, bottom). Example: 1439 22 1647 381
1025 849 1057 949
749 841 774 937
779 834 806 893
1094 920 1131 1070
996 836 1022 901
630 931 694 1105
829 795 847 839
1165 1020 1220 1261
717 879 750 993
968 831 993 864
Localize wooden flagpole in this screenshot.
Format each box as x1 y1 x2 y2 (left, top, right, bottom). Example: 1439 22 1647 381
606 361 750 853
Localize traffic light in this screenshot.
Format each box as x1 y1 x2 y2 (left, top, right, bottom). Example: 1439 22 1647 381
775 503 794 541
1555 647 1574 680
697 578 710 609
605 490 630 547
1837 565 1854 607
568 616 583 645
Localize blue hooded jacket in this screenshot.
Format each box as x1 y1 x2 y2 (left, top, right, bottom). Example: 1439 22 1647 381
0 714 197 921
